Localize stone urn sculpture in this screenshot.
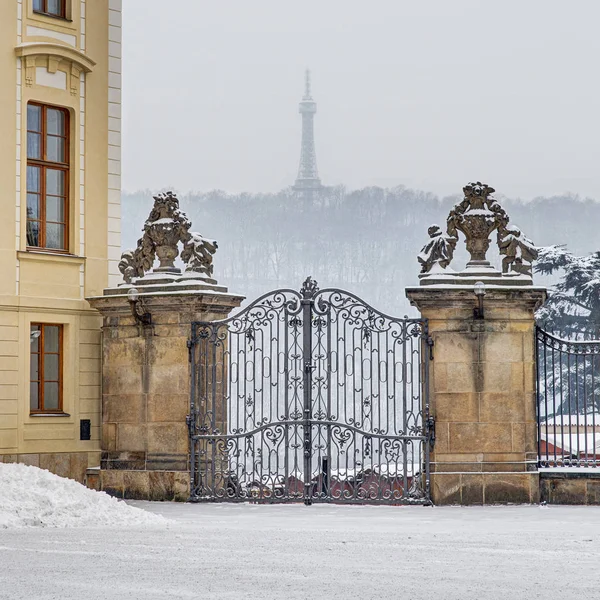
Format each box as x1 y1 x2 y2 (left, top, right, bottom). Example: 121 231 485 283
118 191 218 284
447 182 509 268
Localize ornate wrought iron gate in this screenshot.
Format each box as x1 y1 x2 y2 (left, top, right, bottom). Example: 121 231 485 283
188 278 433 505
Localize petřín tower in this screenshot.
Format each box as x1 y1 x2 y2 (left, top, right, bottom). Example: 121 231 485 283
293 70 323 194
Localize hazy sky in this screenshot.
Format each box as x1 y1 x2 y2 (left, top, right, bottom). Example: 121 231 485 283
122 0 600 200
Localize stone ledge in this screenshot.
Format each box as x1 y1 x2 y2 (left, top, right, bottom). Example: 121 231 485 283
540 470 600 480
406 286 547 312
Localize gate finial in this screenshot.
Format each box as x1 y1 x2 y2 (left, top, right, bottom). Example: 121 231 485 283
300 277 319 298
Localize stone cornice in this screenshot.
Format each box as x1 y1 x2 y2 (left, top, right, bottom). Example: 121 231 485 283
406 286 547 312
15 41 96 73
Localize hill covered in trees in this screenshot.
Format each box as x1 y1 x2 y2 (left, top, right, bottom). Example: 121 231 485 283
121 186 600 314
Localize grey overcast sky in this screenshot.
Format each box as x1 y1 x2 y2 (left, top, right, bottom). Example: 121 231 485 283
122 0 600 200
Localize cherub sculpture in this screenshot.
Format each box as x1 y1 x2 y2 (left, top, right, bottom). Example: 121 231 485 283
418 225 458 274
498 224 538 276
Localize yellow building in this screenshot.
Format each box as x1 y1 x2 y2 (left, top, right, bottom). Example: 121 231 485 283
0 0 121 480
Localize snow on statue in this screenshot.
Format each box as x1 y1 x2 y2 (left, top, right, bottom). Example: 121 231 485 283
417 224 457 273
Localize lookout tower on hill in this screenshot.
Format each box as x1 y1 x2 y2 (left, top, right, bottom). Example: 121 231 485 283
293 69 323 195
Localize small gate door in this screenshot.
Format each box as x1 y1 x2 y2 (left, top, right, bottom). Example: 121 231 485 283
188 278 433 504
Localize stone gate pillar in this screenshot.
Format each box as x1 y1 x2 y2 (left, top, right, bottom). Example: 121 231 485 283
87 192 243 500
407 182 546 505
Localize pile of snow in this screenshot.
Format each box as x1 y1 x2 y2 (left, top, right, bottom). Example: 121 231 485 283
0 463 167 529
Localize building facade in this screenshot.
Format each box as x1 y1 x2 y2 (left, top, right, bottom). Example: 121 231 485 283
0 0 121 481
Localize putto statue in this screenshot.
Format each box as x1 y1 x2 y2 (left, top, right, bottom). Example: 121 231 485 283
417 225 458 273
119 191 217 284
498 224 538 276
418 182 538 283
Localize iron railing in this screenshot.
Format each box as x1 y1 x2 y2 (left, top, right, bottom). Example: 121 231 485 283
537 327 600 467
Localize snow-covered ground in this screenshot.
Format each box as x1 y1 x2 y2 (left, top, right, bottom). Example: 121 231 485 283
1 500 600 599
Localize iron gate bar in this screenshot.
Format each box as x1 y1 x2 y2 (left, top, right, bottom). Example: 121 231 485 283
536 327 600 468
188 278 432 505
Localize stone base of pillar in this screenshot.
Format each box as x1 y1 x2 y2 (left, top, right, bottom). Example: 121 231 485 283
431 472 540 505
87 467 190 501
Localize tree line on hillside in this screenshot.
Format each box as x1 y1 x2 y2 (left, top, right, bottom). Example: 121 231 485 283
121 185 600 318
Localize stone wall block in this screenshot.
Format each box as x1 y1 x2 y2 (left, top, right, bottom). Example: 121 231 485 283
433 363 447 392
585 480 600 504
70 453 89 483
149 471 175 501
479 392 525 422
116 424 147 453
446 363 476 393
482 332 524 363
101 469 125 498
17 453 40 468
523 362 535 393
103 337 145 366
431 473 461 505
123 470 150 500
103 365 143 396
148 336 187 365
523 331 535 363
483 473 535 504
461 474 484 504
542 477 586 505
432 422 450 454
511 423 525 452
434 333 475 364
147 423 189 455
174 472 191 501
448 423 513 454
148 394 189 422
148 363 189 396
39 453 71 478
104 393 146 424
435 392 478 422
524 422 537 454
481 362 513 392
102 423 117 451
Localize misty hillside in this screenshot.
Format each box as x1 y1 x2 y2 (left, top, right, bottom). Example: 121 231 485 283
121 186 600 314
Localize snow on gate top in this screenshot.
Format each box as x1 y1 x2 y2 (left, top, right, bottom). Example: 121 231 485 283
0 463 166 529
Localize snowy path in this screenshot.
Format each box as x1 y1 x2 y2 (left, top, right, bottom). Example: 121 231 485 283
1 503 600 599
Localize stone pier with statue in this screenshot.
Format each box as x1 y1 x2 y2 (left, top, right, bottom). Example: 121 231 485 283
407 182 546 504
86 192 243 500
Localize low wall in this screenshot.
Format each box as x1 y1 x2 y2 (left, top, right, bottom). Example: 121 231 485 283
540 471 600 505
